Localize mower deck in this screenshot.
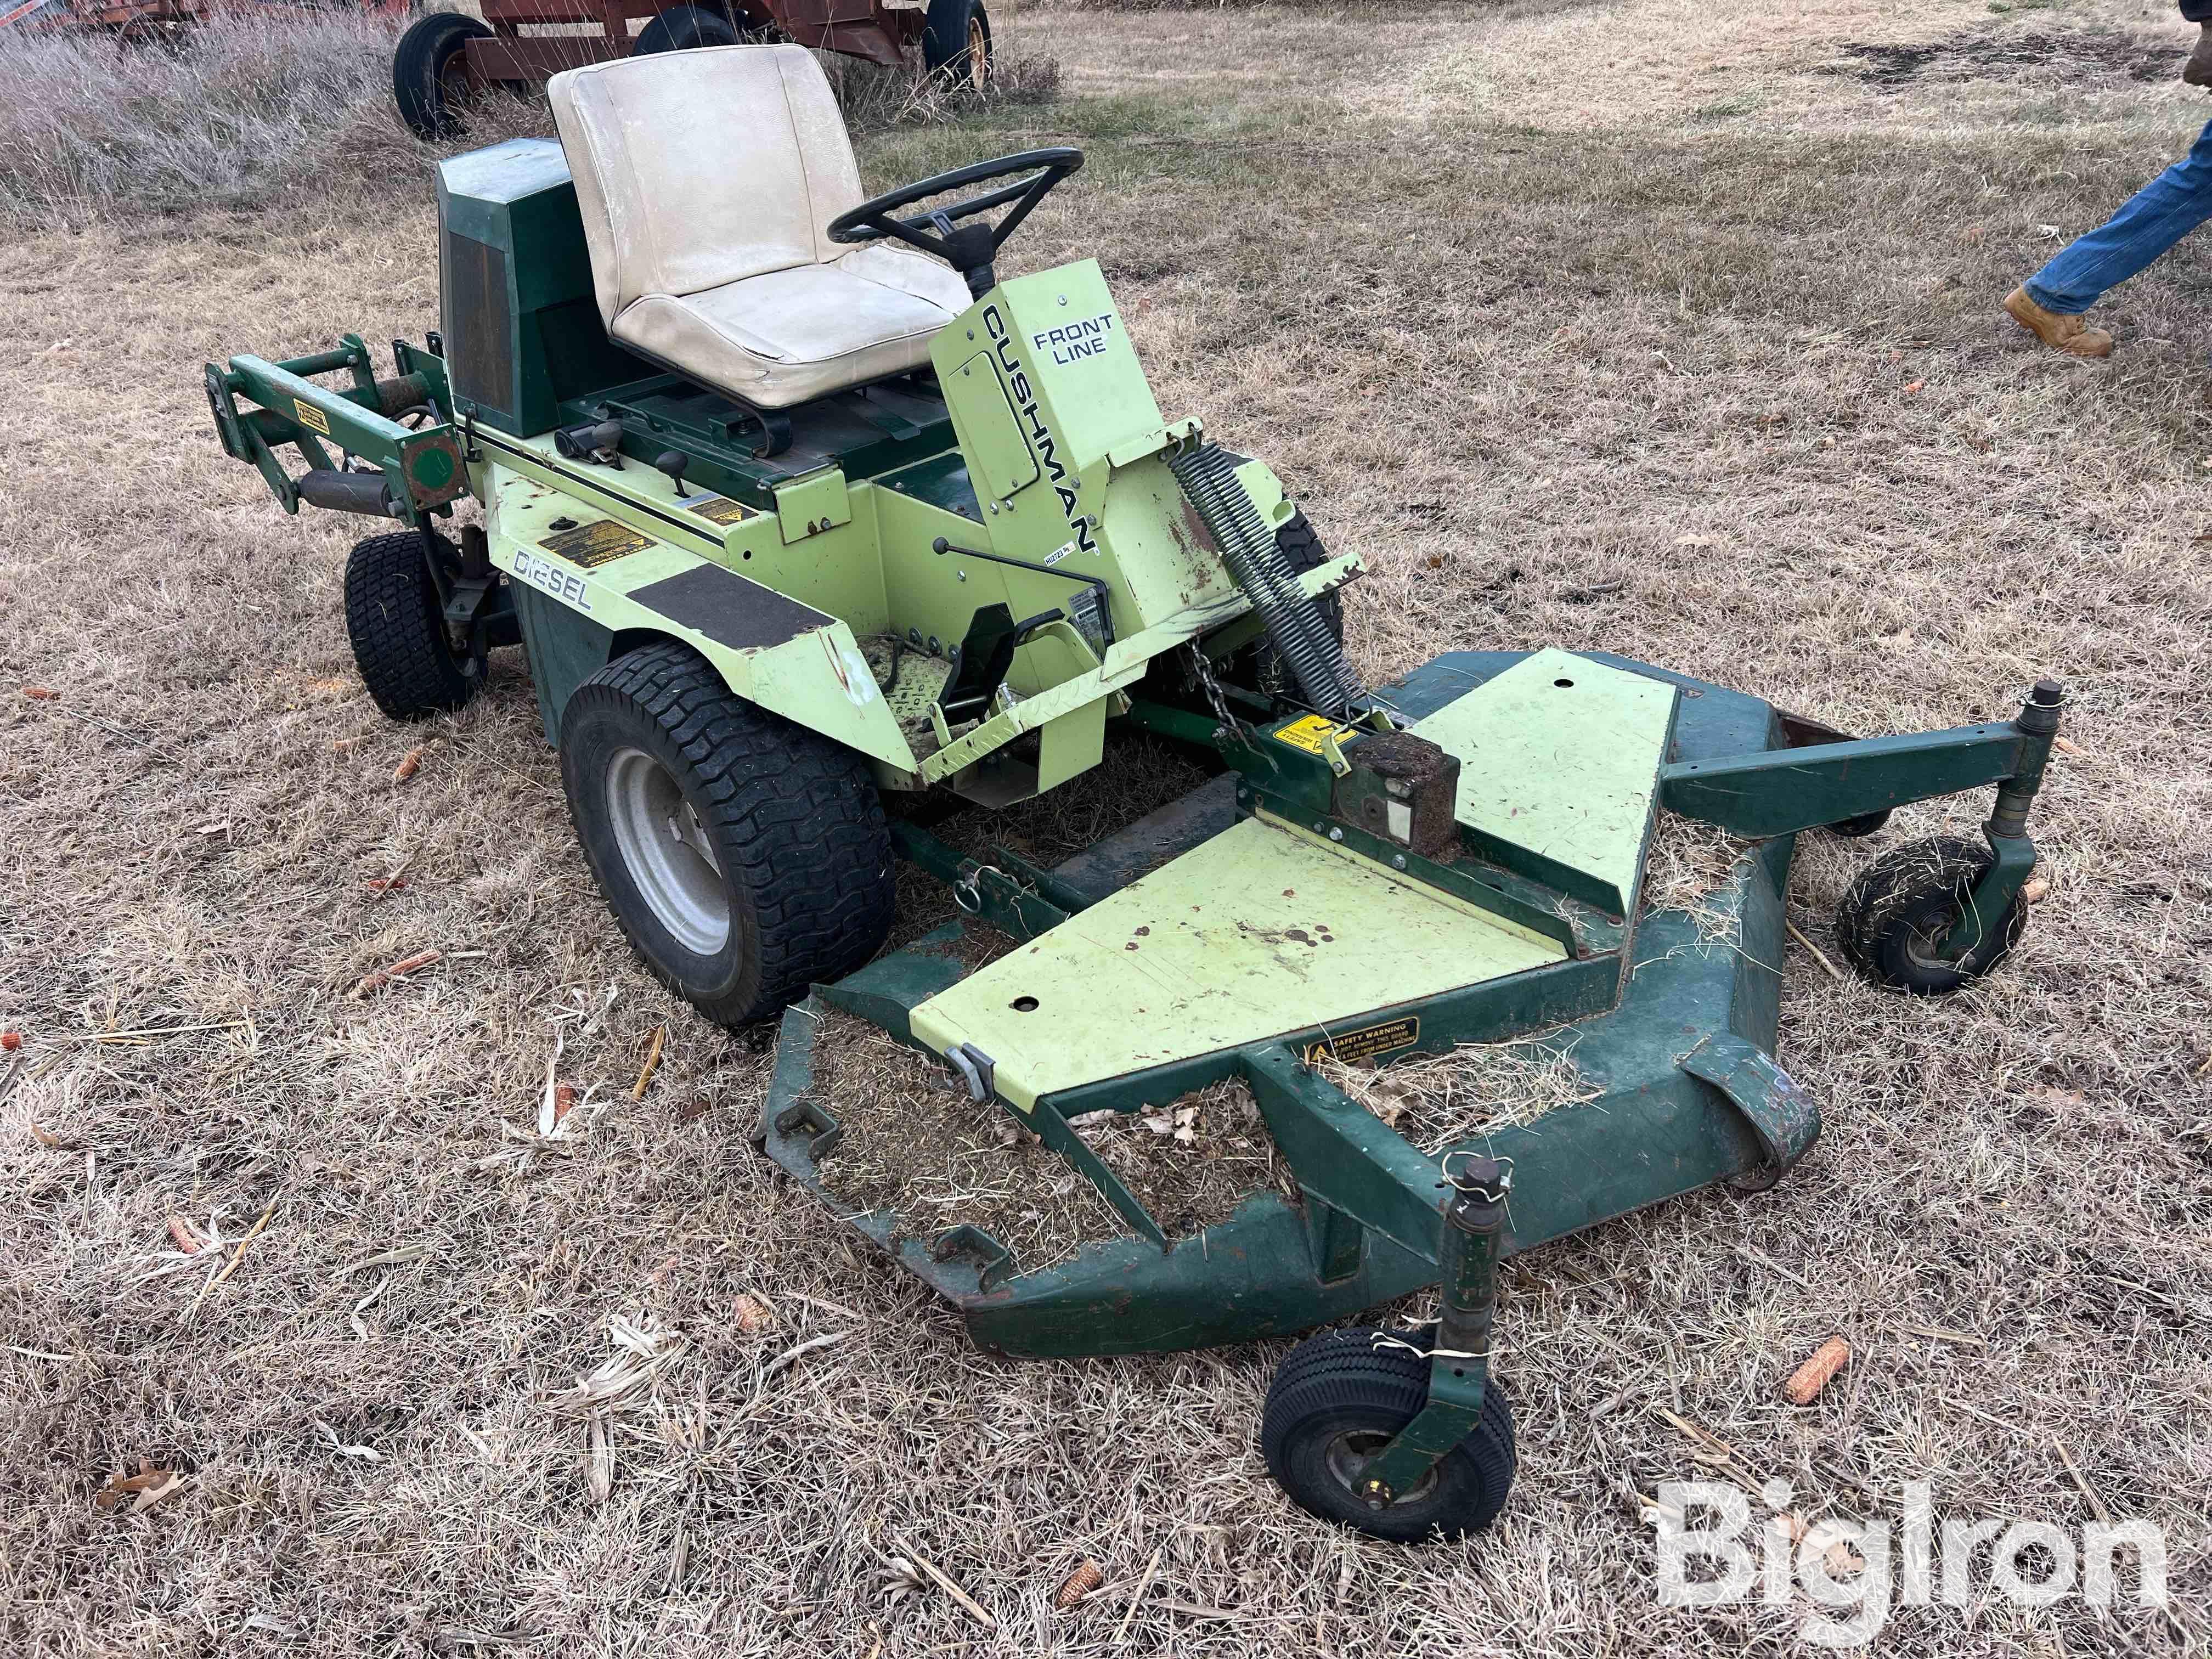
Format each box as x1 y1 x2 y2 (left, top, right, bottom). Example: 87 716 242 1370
760 649 1813 1358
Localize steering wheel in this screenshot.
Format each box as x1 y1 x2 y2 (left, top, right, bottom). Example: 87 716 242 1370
826 148 1084 299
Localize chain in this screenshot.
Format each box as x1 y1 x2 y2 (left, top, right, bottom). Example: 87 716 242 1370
1184 643 1239 734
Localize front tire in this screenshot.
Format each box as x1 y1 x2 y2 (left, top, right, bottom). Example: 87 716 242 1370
922 0 992 91
392 13 490 141
343 533 477 721
1836 835 2028 994
1261 1328 1515 1542
558 642 895 1025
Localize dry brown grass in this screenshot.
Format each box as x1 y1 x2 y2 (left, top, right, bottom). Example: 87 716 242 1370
3 0 2210 1652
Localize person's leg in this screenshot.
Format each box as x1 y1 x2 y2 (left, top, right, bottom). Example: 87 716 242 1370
2024 115 2212 313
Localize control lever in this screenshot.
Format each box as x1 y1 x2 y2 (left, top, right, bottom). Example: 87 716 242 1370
654 450 690 497
554 418 624 467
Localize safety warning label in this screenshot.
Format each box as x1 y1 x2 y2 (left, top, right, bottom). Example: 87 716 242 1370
1304 1017 1419 1066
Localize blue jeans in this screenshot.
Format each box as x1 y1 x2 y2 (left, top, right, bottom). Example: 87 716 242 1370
2025 114 2212 314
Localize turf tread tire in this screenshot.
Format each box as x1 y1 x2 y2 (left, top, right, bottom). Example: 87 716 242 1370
1835 834 2027 994
393 12 489 141
1242 510 1346 698
1261 1327 1515 1542
343 533 477 721
560 642 894 1025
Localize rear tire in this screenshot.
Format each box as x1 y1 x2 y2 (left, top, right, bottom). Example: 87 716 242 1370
343 533 477 721
922 0 991 91
1261 1328 1516 1542
393 12 490 141
634 4 747 53
558 642 895 1025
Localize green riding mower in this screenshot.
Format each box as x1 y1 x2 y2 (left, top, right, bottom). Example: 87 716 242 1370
202 45 2066 1540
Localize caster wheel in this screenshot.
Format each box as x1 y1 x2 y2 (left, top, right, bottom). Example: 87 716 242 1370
1824 808 1890 838
1836 836 2027 995
1260 1328 1514 1542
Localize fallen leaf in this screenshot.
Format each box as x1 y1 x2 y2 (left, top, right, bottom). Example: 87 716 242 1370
22 686 58 700
391 748 424 785
1 1030 19 1051
1824 1539 1868 1578
29 1121 65 1149
93 1464 171 1511
552 1083 579 1125
133 1472 191 1514
677 1096 712 1122
166 1216 204 1254
733 1292 775 1334
1903 379 1926 394
364 876 409 894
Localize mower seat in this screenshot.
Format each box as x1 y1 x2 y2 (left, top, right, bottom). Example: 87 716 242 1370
548 46 970 412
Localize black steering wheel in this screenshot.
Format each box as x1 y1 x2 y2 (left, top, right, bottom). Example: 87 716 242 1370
826 148 1084 300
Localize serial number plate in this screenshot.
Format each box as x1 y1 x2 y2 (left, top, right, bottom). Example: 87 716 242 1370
539 518 651 568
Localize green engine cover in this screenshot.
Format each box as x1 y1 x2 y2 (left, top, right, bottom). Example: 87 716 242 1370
436 138 641 438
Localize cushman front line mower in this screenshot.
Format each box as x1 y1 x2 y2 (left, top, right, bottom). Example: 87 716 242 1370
201 46 2065 1540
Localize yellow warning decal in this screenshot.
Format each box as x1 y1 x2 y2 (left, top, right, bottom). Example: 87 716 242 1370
1304 1017 1419 1066
1273 713 1359 757
539 518 653 568
682 494 753 527
292 398 331 436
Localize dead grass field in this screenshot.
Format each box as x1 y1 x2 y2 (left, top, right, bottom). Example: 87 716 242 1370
3 0 2211 1652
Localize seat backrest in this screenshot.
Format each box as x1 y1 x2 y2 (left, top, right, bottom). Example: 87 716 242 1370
548 46 865 328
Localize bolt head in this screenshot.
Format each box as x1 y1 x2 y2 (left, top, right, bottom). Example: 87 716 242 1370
1328 827 1344 843
1391 854 1407 870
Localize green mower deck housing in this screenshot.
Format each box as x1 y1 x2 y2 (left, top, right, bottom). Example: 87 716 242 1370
199 80 2066 1542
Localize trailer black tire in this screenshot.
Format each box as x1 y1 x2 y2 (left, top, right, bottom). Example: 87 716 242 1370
1836 835 2028 995
343 533 479 721
634 4 747 53
922 0 992 90
393 12 490 141
1261 1328 1515 1542
558 641 895 1027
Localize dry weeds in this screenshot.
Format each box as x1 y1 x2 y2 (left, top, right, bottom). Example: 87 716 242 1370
3 0 2209 1652
808 1013 1285 1260
1322 1035 1599 1154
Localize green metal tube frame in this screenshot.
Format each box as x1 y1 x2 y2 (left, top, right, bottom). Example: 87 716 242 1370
204 334 468 529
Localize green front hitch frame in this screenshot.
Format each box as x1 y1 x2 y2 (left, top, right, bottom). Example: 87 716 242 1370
1356 1154 1511 1509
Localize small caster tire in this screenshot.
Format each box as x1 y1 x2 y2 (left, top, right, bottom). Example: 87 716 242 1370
343 532 479 721
558 642 895 1026
1260 1327 1515 1542
1824 808 1891 839
1836 835 2027 995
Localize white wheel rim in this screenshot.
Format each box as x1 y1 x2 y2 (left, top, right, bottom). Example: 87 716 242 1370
604 746 730 956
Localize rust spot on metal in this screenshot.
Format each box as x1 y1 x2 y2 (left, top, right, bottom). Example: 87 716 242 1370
1134 926 1150 936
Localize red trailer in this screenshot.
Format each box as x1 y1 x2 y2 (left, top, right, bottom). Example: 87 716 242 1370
1 0 405 50
393 0 992 139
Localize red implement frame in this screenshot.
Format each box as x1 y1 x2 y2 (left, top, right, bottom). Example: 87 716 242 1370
464 0 924 80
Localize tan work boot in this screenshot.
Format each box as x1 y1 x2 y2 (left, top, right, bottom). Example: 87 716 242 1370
2004 287 2113 358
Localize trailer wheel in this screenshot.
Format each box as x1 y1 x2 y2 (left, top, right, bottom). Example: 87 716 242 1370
343 533 479 721
1836 835 2028 995
922 0 992 91
1261 1328 1515 1542
393 12 490 142
634 4 749 53
558 641 895 1026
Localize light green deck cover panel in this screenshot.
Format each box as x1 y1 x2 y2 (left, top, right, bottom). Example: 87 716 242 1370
909 815 1567 1111
1409 648 1677 915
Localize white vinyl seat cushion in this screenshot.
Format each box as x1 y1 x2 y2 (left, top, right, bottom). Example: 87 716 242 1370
547 46 969 411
